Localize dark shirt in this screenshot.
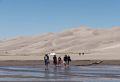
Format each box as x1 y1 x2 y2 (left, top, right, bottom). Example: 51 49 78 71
68 56 71 61
64 56 68 62
53 56 57 64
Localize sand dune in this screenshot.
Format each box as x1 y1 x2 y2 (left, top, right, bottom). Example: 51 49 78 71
0 26 120 60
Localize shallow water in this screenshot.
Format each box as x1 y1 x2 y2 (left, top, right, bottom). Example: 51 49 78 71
0 65 120 82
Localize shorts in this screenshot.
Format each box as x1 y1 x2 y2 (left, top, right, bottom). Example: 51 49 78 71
53 61 57 65
45 60 49 65
63 61 67 65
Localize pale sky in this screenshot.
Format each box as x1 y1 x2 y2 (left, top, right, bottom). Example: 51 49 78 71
0 0 120 38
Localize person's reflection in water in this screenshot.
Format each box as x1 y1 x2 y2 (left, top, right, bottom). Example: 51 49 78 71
53 66 58 80
64 66 72 80
44 69 50 80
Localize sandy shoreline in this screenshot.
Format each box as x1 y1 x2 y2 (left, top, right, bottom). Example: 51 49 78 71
0 60 120 82
0 60 120 66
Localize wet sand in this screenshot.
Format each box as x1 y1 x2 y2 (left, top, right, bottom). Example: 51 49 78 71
0 65 120 82
0 60 120 66
0 60 120 82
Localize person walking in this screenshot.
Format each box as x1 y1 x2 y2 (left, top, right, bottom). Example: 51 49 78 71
67 55 71 65
53 55 57 67
63 55 68 67
44 54 49 70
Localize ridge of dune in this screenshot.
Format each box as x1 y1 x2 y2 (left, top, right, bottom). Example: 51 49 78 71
97 44 120 50
0 26 120 60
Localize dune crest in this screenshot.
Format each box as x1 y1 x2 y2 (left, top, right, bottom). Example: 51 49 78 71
0 26 120 60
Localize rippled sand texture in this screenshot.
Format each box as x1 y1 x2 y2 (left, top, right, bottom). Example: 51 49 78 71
0 65 120 82
1 27 120 60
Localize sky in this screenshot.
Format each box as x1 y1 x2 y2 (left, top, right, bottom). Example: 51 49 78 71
0 0 120 38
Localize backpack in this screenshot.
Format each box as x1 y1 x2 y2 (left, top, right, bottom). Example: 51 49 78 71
44 55 49 60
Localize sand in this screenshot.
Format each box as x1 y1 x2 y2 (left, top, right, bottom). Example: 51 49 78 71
0 64 119 82
0 27 120 65
0 60 120 66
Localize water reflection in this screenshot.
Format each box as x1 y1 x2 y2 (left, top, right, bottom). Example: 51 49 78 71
0 65 120 81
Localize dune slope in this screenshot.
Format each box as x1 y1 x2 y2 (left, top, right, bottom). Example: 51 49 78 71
0 26 120 60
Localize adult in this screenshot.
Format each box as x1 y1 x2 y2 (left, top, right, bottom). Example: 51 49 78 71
53 55 57 66
44 54 49 70
67 55 71 65
63 55 68 67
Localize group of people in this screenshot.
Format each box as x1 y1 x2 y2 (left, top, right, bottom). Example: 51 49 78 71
44 54 71 70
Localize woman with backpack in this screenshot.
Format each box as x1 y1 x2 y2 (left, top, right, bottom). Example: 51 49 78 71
44 54 49 70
